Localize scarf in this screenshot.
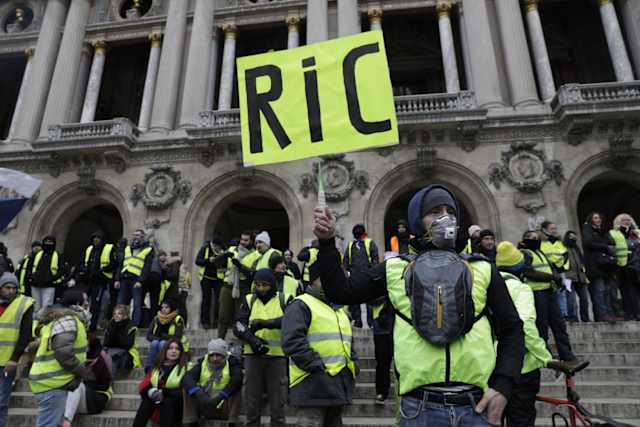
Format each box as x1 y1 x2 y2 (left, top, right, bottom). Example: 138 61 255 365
157 310 178 325
229 245 250 299
203 358 227 393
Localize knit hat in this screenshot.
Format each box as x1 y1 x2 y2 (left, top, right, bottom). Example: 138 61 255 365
0 272 18 288
479 229 495 239
496 241 524 269
207 338 228 356
254 268 276 286
269 255 285 270
468 225 482 237
407 185 458 236
255 231 271 247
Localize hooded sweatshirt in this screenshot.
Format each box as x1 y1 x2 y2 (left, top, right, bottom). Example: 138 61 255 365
31 236 65 288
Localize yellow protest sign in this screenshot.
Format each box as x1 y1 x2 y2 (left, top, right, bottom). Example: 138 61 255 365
237 31 398 166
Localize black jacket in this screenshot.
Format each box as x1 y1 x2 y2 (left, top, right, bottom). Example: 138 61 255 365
182 355 243 399
79 244 117 285
147 315 184 342
195 243 228 282
103 319 136 350
31 251 66 288
281 295 358 407
317 237 524 399
84 351 113 414
0 254 14 275
581 223 614 280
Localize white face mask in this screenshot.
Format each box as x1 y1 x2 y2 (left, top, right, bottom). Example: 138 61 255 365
428 215 458 249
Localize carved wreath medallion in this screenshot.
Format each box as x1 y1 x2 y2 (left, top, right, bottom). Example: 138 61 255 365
130 164 192 209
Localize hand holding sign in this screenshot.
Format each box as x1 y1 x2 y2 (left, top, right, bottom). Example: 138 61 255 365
313 206 336 241
237 31 398 166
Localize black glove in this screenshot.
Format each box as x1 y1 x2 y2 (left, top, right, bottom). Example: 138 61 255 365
248 335 269 355
250 319 267 332
231 258 242 267
224 252 234 259
196 390 210 406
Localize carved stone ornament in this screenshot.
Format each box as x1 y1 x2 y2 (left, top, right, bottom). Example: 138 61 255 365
417 146 437 174
48 153 67 178
130 164 192 209
488 141 564 193
298 155 370 201
104 151 128 174
77 165 98 195
565 117 594 146
608 134 634 169
200 143 218 168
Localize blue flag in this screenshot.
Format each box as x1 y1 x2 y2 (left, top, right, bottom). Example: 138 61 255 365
0 168 41 232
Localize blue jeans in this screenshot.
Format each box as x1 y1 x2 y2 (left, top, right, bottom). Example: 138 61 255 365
0 367 15 427
117 277 143 326
589 277 614 320
145 340 166 369
556 289 568 318
399 395 493 427
35 388 68 427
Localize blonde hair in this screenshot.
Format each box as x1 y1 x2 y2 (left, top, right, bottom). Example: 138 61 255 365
112 304 130 320
613 213 637 229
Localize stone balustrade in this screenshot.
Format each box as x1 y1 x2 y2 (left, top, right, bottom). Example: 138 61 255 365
553 81 640 110
395 91 478 114
47 117 139 141
199 109 241 129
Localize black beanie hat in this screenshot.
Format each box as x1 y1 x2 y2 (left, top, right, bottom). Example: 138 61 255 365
254 268 276 286
479 229 495 239
269 255 285 270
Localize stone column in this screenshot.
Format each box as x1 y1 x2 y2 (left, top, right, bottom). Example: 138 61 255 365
7 48 35 140
619 0 640 79
368 8 382 31
494 0 539 107
205 31 219 111
217 24 237 111
149 0 188 132
338 0 360 37
599 0 634 82
80 41 107 123
69 43 92 123
179 0 216 128
457 3 473 90
287 16 300 49
437 2 460 93
138 33 162 131
460 0 505 108
307 0 328 44
12 0 67 143
40 0 92 135
523 0 555 102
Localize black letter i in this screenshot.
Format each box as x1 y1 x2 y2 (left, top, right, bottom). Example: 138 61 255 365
302 57 323 143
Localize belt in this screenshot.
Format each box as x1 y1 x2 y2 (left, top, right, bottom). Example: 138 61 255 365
405 389 483 406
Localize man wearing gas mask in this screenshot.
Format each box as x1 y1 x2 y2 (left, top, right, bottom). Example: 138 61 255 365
313 185 524 427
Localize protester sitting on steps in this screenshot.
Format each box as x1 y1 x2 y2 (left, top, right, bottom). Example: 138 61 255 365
133 338 190 427
62 337 113 427
102 304 140 375
145 298 187 372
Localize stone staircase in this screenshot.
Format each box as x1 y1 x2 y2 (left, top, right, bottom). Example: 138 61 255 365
7 322 640 426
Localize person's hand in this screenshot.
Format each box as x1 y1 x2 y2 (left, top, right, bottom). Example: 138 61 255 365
3 361 17 377
114 281 120 289
209 256 215 263
313 207 336 240
148 388 163 403
475 388 507 425
134 282 142 289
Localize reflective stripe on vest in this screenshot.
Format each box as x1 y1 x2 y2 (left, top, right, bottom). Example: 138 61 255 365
289 293 355 388
540 240 570 271
244 293 284 357
151 365 187 390
347 239 373 266
32 251 63 284
386 256 494 395
121 246 152 277
255 248 281 271
609 229 630 267
198 246 226 281
84 244 114 279
0 295 34 365
522 249 553 291
302 248 319 284
159 280 171 304
29 316 87 393
18 255 29 293
152 315 189 352
500 272 551 374
198 357 230 407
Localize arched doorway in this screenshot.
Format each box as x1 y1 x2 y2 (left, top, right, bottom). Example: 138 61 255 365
63 204 123 269
577 175 640 229
383 187 474 252
211 196 290 251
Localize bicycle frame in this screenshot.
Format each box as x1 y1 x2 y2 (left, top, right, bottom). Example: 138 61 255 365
535 373 593 427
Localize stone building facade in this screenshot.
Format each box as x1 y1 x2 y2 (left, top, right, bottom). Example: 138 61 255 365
1 0 639 325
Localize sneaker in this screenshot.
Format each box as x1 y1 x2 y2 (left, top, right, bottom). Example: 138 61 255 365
375 394 385 405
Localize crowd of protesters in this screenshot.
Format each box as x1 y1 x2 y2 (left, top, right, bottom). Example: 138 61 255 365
0 202 638 427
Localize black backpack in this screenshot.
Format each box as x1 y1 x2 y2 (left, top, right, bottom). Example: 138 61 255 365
398 250 483 346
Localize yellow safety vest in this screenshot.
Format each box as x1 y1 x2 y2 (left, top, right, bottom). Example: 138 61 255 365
151 364 187 389
128 326 141 368
463 239 473 255
0 295 34 365
302 248 319 285
159 280 171 305
289 293 356 388
198 245 226 281
281 274 299 305
84 244 114 279
29 316 88 393
541 240 570 271
347 239 374 266
521 249 554 291
151 314 190 352
17 255 29 294
121 246 153 277
32 251 64 285
244 293 284 357
198 357 230 408
609 229 630 267
255 248 282 271
386 256 494 395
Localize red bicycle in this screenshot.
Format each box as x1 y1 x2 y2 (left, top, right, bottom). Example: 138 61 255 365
535 360 636 427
